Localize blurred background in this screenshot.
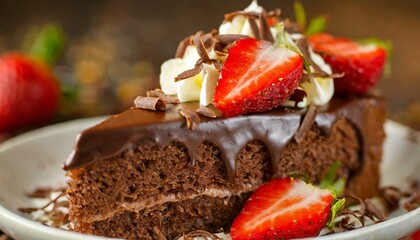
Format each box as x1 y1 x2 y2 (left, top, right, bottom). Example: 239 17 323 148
0 0 419 132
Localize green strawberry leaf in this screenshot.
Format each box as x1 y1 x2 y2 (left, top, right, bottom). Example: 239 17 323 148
359 38 393 77
294 1 307 31
25 24 66 65
327 198 346 228
305 15 328 36
320 160 346 197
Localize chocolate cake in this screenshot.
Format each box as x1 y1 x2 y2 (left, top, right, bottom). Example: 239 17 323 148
64 96 386 239
63 1 389 239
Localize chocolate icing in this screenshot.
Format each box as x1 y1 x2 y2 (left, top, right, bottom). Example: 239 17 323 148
63 97 385 181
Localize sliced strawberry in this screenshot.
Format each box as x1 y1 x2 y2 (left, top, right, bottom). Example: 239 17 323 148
213 38 303 117
230 178 333 240
309 33 387 95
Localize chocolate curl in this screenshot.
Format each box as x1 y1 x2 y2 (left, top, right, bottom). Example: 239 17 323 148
193 32 211 63
146 88 180 104
174 59 204 82
179 108 200 130
259 10 274 42
248 17 261 40
175 35 192 58
196 106 217 118
294 105 318 143
134 96 166 111
202 31 217 50
214 34 250 53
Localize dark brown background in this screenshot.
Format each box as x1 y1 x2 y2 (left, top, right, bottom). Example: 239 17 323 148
0 0 419 126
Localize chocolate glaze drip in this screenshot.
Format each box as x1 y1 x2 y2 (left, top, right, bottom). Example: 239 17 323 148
63 97 385 181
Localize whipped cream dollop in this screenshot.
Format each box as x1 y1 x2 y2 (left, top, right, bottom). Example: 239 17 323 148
159 0 335 108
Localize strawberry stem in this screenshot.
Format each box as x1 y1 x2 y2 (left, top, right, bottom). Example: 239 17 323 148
25 24 66 65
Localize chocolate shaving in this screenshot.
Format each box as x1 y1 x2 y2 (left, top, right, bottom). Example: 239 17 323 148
248 17 261 40
259 10 274 42
18 187 70 228
175 35 192 58
299 74 310 84
379 186 404 211
202 31 216 50
134 96 166 111
296 38 328 76
26 187 64 198
214 34 250 52
196 106 217 118
364 199 386 221
152 226 168 240
193 32 211 63
174 60 204 81
179 108 200 130
146 89 180 104
294 104 318 143
183 230 222 240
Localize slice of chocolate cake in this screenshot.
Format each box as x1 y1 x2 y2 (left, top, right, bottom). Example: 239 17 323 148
64 1 390 239
64 96 386 239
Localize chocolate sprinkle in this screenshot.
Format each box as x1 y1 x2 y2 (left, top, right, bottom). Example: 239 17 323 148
179 107 200 130
134 96 166 111
196 106 217 118
294 105 318 143
146 89 180 104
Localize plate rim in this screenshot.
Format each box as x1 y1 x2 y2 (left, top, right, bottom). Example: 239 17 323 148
0 118 418 240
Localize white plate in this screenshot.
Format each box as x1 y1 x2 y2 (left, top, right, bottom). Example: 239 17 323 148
0 118 419 240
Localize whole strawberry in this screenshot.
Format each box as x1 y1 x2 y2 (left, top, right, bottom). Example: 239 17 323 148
0 53 60 132
230 178 333 240
309 33 387 95
213 38 303 117
0 25 64 133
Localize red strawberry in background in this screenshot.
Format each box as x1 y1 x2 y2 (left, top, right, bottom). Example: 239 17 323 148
309 33 387 95
213 38 303 117
0 54 60 132
230 178 333 240
0 24 64 133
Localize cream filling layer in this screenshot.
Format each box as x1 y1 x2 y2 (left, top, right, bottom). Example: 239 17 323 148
80 186 257 223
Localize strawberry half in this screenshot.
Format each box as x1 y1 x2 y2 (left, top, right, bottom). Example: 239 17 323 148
213 38 303 117
309 33 387 95
230 178 333 240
